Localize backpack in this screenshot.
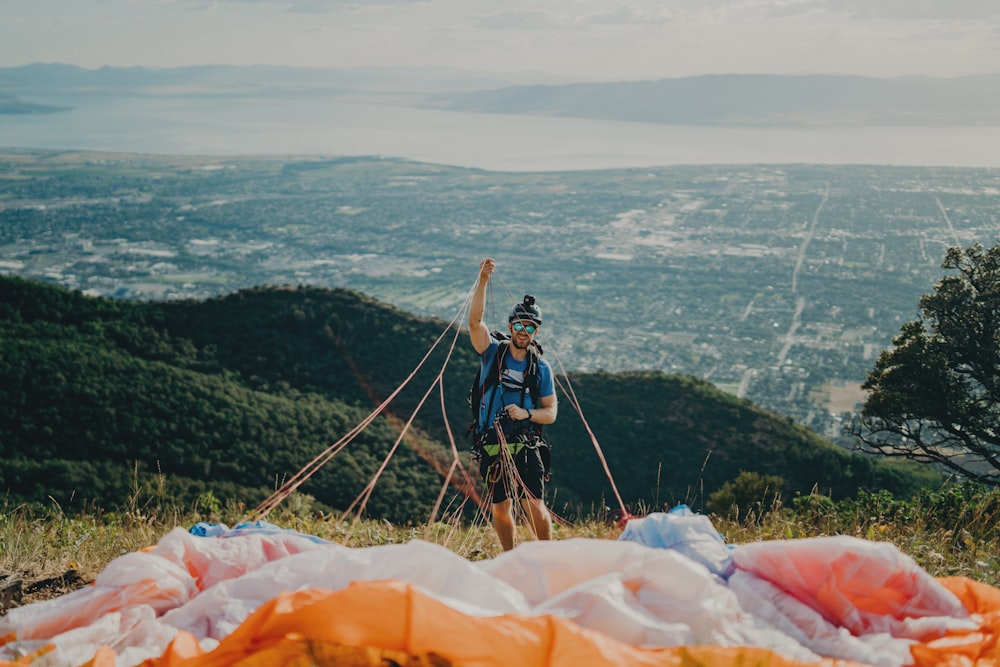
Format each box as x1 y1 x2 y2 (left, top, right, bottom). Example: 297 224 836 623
466 332 543 445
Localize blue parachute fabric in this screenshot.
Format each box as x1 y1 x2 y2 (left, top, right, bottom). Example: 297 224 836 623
618 504 736 579
189 520 330 544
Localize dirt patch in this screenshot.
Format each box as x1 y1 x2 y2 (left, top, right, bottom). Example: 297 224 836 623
817 380 867 414
1 570 88 613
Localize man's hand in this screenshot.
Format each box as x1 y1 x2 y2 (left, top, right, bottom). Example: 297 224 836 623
470 257 496 354
504 395 556 425
479 257 496 284
504 404 531 421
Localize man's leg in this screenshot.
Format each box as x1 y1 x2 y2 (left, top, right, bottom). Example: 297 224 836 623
521 497 552 541
516 446 551 541
492 499 516 551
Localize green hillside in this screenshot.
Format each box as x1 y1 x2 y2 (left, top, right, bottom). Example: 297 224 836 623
0 276 939 520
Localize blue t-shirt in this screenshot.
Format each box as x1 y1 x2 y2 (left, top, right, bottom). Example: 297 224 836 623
476 337 555 432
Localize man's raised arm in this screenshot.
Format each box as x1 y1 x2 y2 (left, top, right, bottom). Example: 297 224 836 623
469 257 495 354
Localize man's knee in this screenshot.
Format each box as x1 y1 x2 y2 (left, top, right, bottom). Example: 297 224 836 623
522 498 549 521
492 499 514 520
523 499 552 540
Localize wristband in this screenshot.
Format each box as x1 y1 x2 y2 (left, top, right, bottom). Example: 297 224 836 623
526 409 533 422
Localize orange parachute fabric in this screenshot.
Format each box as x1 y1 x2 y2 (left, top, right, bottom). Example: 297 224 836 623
140 581 855 667
909 577 1000 666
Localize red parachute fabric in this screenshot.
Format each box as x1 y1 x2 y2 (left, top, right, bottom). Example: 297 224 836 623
731 536 968 638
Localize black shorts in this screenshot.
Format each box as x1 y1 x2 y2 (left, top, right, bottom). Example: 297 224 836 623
479 443 546 504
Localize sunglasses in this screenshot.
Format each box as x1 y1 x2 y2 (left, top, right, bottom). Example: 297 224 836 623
512 322 537 334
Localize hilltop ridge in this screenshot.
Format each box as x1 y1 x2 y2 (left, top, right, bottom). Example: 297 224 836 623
0 275 939 520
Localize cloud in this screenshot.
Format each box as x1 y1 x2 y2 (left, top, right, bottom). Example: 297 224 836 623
829 0 1000 21
667 0 1000 22
474 3 706 30
583 6 684 26
475 9 566 30
758 0 828 20
181 0 427 10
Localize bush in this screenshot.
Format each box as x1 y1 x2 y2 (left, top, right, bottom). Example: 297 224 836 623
707 471 784 523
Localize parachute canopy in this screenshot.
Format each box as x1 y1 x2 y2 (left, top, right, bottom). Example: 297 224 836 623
2 507 999 667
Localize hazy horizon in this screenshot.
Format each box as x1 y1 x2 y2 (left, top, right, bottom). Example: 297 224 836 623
3 1 1000 84
4 94 1000 171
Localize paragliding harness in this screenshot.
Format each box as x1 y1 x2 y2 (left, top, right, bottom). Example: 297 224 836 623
466 333 551 478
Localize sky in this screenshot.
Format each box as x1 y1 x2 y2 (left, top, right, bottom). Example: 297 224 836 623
2 0 1000 82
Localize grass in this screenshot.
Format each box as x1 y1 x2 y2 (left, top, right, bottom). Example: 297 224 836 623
3 482 1000 611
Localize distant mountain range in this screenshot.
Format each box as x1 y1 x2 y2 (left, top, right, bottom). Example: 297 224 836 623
0 62 564 96
429 73 1000 127
1 63 998 126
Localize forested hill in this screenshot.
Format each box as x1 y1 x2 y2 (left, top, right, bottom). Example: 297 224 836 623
0 276 939 521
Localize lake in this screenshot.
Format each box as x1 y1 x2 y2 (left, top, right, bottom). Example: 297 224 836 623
3 93 1000 171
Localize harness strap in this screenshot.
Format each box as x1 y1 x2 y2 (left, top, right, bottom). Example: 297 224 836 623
480 440 529 458
478 341 540 430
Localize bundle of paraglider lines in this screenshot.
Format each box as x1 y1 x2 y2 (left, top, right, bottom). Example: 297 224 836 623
252 272 629 534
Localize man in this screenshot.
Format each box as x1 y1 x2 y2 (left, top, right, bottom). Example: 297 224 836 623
468 257 558 551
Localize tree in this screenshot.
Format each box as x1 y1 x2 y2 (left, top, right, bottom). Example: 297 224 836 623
852 243 1000 484
706 470 785 523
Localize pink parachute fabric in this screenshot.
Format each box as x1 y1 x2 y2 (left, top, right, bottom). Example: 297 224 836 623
2 511 999 667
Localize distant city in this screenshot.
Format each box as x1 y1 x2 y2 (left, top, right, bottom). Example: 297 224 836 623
3 149 999 445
